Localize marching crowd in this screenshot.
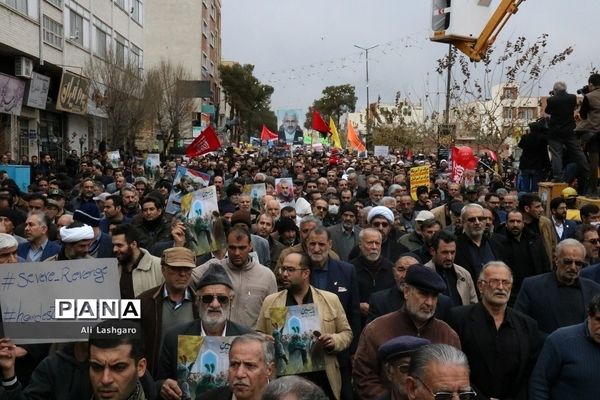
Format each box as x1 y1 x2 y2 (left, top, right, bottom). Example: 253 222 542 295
0 142 598 400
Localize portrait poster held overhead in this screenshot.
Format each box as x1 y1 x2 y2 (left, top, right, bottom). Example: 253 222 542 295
108 150 121 169
243 183 266 212
270 304 325 376
165 166 211 215
409 165 431 201
276 109 305 145
177 335 235 399
145 153 161 179
0 259 120 344
275 178 294 207
179 185 226 256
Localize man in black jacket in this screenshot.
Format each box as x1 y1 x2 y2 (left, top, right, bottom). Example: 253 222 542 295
545 81 590 188
449 261 543 400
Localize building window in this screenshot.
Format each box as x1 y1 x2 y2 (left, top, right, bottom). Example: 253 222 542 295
518 108 535 120
45 0 61 8
43 15 63 49
130 44 141 69
115 34 127 66
95 27 107 58
6 0 28 14
114 0 126 10
131 0 142 24
69 9 84 46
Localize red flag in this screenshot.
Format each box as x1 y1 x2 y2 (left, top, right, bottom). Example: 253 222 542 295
311 110 330 135
260 124 278 141
185 125 221 158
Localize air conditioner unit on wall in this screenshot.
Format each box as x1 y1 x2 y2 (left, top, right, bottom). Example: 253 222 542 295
15 56 33 79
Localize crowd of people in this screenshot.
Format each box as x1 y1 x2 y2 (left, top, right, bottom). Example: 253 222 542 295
0 109 598 400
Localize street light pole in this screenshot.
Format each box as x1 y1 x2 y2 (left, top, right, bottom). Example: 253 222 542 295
354 44 379 150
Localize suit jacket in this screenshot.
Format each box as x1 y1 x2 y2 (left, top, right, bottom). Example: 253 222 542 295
514 272 600 333
328 223 362 262
16 240 61 261
367 286 454 324
91 232 114 258
454 233 497 282
581 263 600 284
545 92 577 136
255 287 353 400
137 284 199 377
448 303 544 400
552 218 578 241
157 319 254 381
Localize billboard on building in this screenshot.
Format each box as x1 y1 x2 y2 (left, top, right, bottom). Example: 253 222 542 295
56 70 90 115
25 72 50 110
0 73 25 116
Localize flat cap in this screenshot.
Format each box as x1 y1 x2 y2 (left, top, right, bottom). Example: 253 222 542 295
415 210 435 222
197 263 233 290
162 247 196 268
378 336 431 363
405 264 447 294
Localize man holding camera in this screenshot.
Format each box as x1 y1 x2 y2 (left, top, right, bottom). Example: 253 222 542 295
545 81 590 192
576 74 600 197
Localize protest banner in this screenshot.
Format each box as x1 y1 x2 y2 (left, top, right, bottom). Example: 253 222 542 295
108 150 120 168
0 258 120 344
244 183 266 212
269 304 325 376
410 165 431 201
177 335 235 398
374 145 390 159
165 166 211 215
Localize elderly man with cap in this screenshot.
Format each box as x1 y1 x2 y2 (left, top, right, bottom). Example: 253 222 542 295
157 263 254 400
328 203 362 262
349 206 404 263
378 336 431 400
73 203 113 258
46 222 95 261
138 247 200 377
0 233 19 264
353 264 461 400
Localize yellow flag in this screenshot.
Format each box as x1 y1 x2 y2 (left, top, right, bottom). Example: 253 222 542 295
329 117 343 149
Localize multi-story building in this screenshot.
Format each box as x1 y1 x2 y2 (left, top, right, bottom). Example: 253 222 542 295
144 0 221 146
0 0 144 162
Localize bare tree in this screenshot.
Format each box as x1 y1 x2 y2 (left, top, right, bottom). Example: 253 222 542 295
144 60 195 155
437 34 573 150
86 49 146 153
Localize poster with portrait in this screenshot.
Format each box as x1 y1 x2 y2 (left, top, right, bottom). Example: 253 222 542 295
166 166 211 215
179 185 226 256
244 183 266 212
145 153 161 179
108 150 121 169
269 304 325 376
177 335 235 399
0 73 25 116
275 178 294 207
276 109 305 145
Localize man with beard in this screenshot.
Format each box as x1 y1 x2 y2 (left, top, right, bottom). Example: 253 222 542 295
328 203 362 261
449 262 543 400
230 210 271 267
132 195 172 251
192 227 277 328
492 210 551 304
424 231 477 307
549 197 578 241
121 187 141 219
138 247 199 377
111 224 163 299
99 195 131 234
350 228 395 328
46 222 95 261
69 178 96 211
353 264 461 400
349 206 404 263
158 263 254 400
575 224 600 266
256 252 353 399
277 110 303 145
515 238 600 334
519 193 555 266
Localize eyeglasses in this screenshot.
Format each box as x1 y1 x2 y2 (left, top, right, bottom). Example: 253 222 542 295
414 376 477 400
480 279 513 288
466 216 484 223
279 267 307 274
584 238 600 245
372 221 389 228
561 258 585 267
200 295 231 305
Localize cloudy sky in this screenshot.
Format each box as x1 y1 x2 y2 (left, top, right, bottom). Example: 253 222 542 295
222 0 600 116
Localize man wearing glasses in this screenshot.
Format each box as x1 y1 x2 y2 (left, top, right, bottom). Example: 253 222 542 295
157 263 254 400
449 261 543 400
405 344 475 400
575 224 600 265
256 251 353 399
515 238 600 334
349 206 404 263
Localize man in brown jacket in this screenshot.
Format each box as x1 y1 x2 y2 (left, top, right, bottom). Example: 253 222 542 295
353 264 461 400
137 247 199 377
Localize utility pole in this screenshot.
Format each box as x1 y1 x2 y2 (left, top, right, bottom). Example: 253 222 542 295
445 44 452 125
354 44 379 150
